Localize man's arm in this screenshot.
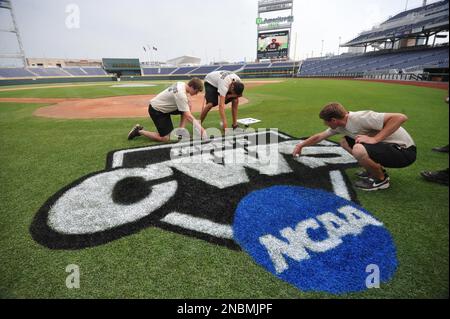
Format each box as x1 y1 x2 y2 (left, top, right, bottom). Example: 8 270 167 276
179 114 188 129
180 99 193 129
356 113 408 144
292 130 334 157
218 95 228 129
182 111 207 139
175 89 191 125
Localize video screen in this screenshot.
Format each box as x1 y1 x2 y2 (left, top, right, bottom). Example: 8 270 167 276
257 30 289 59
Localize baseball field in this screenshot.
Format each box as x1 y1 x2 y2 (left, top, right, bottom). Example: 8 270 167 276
0 78 448 298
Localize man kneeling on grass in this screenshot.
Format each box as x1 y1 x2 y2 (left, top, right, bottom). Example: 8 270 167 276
128 78 207 142
292 102 417 191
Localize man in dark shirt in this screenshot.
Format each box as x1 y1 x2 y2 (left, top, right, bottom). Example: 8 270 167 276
266 38 281 51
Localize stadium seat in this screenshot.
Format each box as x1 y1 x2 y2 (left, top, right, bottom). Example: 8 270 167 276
298 47 449 77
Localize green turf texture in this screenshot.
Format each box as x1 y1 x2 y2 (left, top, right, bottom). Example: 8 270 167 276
0 82 169 99
0 79 448 298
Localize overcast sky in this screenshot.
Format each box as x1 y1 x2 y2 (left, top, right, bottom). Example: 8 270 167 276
0 0 446 65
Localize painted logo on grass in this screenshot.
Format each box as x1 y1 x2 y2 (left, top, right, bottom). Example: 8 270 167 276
30 129 397 293
31 130 358 249
233 186 397 294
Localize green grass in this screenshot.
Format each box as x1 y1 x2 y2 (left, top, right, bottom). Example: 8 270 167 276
0 79 448 298
0 81 170 99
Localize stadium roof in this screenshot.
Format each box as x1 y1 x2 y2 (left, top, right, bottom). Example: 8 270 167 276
343 0 449 47
166 56 201 66
0 0 11 9
385 0 448 23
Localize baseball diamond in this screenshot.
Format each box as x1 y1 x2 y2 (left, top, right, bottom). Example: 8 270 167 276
0 0 448 303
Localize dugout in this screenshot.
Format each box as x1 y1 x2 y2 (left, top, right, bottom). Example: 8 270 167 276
102 58 142 78
423 67 449 82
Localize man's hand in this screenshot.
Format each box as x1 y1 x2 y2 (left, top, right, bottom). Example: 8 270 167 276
220 121 228 131
356 135 378 144
292 143 303 157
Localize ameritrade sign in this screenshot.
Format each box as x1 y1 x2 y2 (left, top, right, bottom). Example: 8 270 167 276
31 130 397 294
256 16 294 26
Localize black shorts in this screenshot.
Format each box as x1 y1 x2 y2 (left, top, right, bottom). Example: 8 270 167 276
345 136 417 168
204 81 237 107
148 104 182 137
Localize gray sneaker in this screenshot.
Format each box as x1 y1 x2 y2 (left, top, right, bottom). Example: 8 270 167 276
355 170 371 179
354 176 390 191
356 169 389 180
420 170 449 186
432 145 449 153
128 124 144 140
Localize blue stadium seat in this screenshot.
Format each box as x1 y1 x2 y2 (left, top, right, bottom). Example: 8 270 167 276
345 0 448 46
298 47 449 76
63 68 87 76
190 66 220 75
217 64 244 72
29 68 69 77
81 68 108 76
385 0 448 23
0 68 36 78
244 63 271 69
142 67 177 75
171 67 198 75
270 62 296 68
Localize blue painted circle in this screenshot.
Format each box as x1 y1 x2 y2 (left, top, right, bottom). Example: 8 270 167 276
233 186 397 294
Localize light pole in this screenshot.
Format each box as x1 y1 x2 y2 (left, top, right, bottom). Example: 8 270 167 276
338 36 342 55
321 40 324 57
292 32 298 77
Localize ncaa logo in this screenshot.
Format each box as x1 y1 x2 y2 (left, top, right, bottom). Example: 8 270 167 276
30 130 397 293
234 186 397 294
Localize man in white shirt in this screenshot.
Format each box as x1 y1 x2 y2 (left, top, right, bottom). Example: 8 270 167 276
128 78 206 142
292 102 417 191
200 71 245 130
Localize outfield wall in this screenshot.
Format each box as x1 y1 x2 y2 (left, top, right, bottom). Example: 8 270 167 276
120 73 296 81
0 70 298 86
0 76 114 86
2 74 448 89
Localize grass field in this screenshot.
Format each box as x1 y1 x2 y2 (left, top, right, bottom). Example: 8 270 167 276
0 79 448 298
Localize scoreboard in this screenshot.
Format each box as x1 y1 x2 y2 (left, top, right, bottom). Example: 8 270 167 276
256 0 294 61
0 0 11 9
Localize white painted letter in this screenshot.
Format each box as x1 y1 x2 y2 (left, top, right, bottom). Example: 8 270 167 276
366 264 380 289
66 264 80 289
65 4 80 29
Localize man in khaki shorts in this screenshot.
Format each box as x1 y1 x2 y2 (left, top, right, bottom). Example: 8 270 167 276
128 78 206 142
293 102 417 191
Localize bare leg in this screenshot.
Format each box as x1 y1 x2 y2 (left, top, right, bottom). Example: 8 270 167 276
139 129 170 143
200 103 214 123
231 99 239 127
352 144 385 180
340 138 353 154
